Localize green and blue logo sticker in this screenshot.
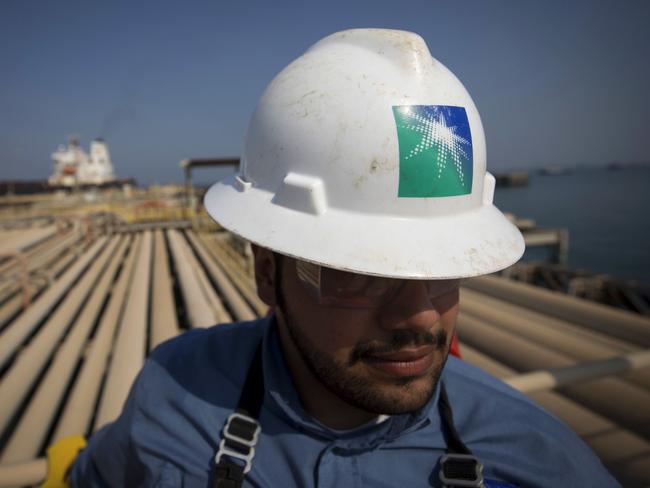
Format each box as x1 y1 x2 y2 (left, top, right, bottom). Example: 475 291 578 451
392 105 473 198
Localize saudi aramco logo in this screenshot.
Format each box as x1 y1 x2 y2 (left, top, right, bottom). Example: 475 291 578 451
392 105 473 198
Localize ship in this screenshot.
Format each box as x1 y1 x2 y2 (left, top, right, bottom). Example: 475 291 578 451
49 136 116 187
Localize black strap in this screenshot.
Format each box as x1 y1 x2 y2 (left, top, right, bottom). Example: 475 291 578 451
438 383 484 487
438 382 471 455
235 342 265 419
212 461 246 488
212 343 265 488
213 340 482 487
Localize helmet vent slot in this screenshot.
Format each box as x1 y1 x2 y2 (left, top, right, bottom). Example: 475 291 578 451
272 172 328 215
482 172 495 205
235 175 252 192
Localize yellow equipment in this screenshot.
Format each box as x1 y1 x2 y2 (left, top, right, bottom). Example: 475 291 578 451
40 436 86 488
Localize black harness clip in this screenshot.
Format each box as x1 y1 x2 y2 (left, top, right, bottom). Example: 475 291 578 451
439 453 485 488
214 412 261 474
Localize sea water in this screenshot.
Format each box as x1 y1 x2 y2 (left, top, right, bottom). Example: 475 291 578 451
494 166 650 285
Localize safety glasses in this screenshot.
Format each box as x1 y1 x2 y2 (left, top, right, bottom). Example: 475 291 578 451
295 260 461 309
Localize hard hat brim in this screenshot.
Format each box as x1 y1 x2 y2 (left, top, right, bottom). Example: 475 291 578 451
204 175 525 279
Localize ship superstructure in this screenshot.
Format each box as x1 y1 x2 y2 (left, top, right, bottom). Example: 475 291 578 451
49 136 116 186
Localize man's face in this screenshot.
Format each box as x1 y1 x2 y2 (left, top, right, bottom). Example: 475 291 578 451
273 255 460 415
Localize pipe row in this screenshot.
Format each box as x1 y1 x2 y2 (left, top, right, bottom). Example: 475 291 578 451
167 229 229 327
459 344 650 486
0 237 117 446
1 227 647 485
0 237 128 463
0 246 80 331
464 275 650 346
457 312 650 439
460 288 650 390
0 229 81 308
0 227 75 281
95 232 152 427
0 226 58 254
505 350 650 394
150 229 180 350
0 458 46 488
0 238 107 370
199 234 266 316
186 230 256 322
53 235 137 438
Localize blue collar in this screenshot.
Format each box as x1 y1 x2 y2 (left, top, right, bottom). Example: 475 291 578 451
260 316 445 450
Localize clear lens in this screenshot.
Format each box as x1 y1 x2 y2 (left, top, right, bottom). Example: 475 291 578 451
320 267 399 307
295 260 461 309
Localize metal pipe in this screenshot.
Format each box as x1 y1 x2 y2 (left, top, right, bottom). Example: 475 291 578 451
0 237 117 446
0 226 58 254
167 229 219 328
0 252 30 308
0 250 79 331
182 233 231 324
199 234 266 316
621 286 650 316
95 232 152 427
0 237 128 463
114 220 191 233
0 230 81 305
52 236 137 439
150 229 179 350
459 343 650 487
460 288 650 390
505 350 650 394
0 458 46 488
202 237 255 293
18 229 81 274
464 275 650 347
461 288 635 352
0 294 26 331
186 231 256 321
0 238 106 371
0 231 80 279
457 312 650 438
212 234 250 271
192 250 231 323
3 227 51 250
183 164 192 210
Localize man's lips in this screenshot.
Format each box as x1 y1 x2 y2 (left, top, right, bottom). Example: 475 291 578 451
363 347 435 377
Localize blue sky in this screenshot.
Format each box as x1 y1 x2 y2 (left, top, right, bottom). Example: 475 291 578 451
1 0 649 185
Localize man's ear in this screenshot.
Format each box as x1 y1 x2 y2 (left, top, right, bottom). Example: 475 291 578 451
251 244 277 307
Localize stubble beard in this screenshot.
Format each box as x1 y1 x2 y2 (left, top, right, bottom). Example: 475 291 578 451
277 285 450 415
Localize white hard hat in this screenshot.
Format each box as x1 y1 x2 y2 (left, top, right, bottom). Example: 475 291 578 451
205 28 524 279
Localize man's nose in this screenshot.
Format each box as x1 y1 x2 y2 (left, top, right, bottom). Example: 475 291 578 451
377 280 440 331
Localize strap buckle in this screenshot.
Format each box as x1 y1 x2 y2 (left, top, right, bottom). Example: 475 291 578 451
214 412 261 474
439 453 485 488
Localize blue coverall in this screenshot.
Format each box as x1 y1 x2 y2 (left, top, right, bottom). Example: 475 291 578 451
70 317 619 487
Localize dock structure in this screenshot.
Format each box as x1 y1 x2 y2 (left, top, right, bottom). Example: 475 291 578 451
0 217 648 486
180 158 239 213
499 214 649 314
505 213 570 265
493 171 529 187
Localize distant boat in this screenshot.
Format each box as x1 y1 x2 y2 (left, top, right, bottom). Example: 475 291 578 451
49 136 117 187
538 165 570 176
606 162 625 171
